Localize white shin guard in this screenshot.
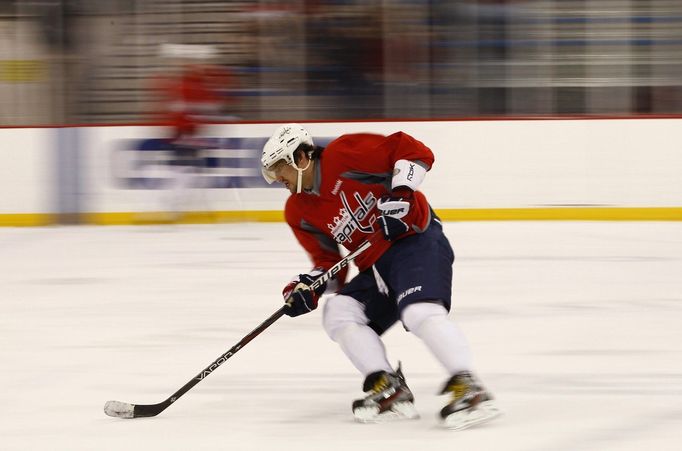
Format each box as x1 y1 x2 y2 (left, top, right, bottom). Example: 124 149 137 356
401 302 473 375
323 295 393 376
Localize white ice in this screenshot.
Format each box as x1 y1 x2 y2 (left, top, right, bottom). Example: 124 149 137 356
1 222 681 451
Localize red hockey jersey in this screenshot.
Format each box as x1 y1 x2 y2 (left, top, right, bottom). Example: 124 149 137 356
284 131 435 287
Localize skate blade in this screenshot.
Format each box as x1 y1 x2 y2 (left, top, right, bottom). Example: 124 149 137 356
441 400 502 430
354 402 420 423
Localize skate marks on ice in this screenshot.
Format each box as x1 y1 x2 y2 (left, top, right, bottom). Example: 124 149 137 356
491 370 682 450
522 402 682 451
496 372 682 397
1 222 682 451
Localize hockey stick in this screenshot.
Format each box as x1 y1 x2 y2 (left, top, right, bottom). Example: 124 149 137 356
104 239 372 419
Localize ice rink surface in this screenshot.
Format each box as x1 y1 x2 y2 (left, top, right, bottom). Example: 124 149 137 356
1 221 681 451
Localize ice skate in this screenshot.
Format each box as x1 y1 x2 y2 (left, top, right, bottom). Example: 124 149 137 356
439 372 501 430
352 364 419 423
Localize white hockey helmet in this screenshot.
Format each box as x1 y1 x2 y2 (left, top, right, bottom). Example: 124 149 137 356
261 123 314 187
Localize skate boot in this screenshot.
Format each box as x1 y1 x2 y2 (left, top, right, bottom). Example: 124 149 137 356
352 364 419 423
439 372 501 430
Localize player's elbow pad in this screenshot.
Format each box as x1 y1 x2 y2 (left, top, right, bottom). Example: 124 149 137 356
392 159 428 192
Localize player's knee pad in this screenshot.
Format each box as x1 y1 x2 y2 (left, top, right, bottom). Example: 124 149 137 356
400 301 449 336
322 294 369 341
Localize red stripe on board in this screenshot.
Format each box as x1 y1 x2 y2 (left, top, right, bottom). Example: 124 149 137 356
1 113 681 129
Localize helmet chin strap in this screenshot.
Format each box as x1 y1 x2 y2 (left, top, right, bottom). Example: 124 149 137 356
294 158 312 194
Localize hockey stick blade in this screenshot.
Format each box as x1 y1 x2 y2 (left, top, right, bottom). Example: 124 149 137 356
103 400 135 419
104 400 169 419
103 239 373 419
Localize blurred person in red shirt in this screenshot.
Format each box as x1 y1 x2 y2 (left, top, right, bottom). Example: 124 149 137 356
150 44 236 221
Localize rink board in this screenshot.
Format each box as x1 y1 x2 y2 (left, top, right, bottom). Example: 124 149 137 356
0 127 53 224
1 118 682 225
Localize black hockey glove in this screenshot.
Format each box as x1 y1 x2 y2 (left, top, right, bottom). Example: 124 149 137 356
282 270 327 317
376 188 414 241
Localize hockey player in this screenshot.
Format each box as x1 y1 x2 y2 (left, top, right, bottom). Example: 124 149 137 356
261 124 501 429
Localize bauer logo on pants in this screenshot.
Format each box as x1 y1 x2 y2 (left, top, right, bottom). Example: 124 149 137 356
397 286 422 303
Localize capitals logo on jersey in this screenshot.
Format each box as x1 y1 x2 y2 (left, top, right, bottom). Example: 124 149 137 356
328 190 377 244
